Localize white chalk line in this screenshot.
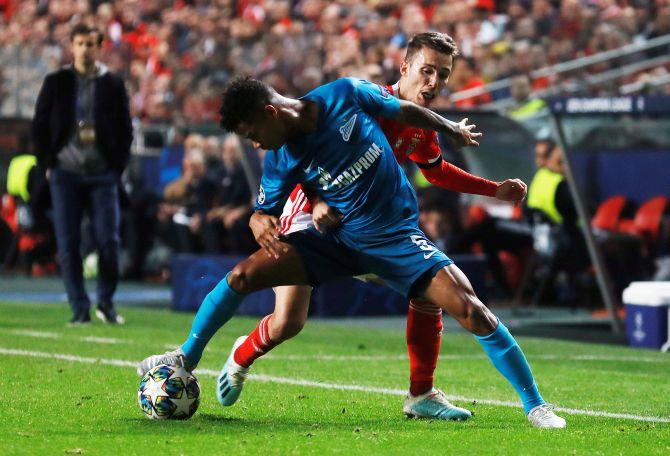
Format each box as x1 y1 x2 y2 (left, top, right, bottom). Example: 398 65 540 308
10 330 61 339
5 331 669 364
8 329 122 345
1 347 668 424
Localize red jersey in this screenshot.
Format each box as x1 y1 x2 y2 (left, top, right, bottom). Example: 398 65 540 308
378 83 442 167
378 82 497 197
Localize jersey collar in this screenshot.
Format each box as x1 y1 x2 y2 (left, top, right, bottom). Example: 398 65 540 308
391 82 400 98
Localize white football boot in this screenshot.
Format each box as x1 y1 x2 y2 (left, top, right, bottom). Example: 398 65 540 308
137 348 195 376
527 404 567 429
217 336 250 406
403 388 472 421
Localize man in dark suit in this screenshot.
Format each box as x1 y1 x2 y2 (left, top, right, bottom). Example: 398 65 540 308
32 23 132 325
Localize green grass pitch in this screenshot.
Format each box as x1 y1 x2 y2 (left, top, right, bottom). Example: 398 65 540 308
1 301 669 455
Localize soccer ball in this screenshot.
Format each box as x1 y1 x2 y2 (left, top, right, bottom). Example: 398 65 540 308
83 253 98 279
137 364 200 420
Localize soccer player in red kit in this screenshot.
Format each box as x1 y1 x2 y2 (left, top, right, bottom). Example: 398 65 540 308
220 33 553 426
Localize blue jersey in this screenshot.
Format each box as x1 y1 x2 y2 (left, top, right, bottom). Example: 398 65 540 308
256 78 419 234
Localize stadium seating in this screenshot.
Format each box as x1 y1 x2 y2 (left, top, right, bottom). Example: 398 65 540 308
591 195 629 232
632 196 668 243
608 196 667 242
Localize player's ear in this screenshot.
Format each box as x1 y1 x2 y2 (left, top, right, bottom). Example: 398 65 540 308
264 104 279 118
400 59 409 77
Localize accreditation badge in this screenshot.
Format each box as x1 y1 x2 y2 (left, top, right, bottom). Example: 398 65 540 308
78 120 96 146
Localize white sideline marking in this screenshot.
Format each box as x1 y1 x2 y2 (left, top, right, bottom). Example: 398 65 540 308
8 332 669 364
81 336 121 344
11 330 61 339
1 347 669 424
7 330 121 345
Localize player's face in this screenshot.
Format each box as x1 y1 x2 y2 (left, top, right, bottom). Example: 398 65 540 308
400 47 453 107
236 106 286 151
71 33 100 69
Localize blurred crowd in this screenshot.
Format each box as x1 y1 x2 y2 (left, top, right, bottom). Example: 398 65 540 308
2 0 670 122
117 131 260 279
2 0 670 306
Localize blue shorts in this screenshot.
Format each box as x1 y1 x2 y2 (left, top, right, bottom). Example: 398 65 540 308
286 226 453 298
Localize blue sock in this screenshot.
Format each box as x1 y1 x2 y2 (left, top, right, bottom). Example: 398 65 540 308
181 273 245 365
476 320 545 414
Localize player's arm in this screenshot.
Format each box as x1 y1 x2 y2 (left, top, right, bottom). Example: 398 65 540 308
395 100 481 148
420 160 527 204
297 186 343 233
349 78 480 148
251 150 299 258
414 153 527 204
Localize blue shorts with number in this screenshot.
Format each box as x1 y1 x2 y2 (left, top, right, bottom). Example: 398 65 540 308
286 226 453 298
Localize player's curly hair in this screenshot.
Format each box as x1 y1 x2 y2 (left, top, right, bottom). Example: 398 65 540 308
219 75 272 132
405 32 460 61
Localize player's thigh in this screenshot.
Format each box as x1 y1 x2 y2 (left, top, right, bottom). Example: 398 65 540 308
352 228 452 297
229 244 310 293
270 285 312 340
421 264 497 333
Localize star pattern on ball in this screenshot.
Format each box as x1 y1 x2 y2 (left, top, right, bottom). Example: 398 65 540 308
143 376 168 405
170 391 195 418
138 365 200 420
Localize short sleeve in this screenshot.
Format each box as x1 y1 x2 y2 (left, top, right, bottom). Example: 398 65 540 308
254 148 300 215
349 78 401 119
408 131 442 165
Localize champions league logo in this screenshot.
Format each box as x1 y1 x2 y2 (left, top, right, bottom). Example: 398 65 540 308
632 312 647 343
257 185 266 205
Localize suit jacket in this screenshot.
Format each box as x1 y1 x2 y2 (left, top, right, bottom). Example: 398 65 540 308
31 65 133 173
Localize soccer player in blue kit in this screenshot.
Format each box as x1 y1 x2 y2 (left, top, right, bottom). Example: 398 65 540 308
139 75 566 429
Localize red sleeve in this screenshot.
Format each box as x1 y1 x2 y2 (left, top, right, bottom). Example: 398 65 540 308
420 159 498 197
408 131 441 164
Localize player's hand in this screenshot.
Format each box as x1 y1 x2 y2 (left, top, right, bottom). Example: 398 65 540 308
312 198 343 233
495 179 527 205
249 211 288 258
452 118 482 148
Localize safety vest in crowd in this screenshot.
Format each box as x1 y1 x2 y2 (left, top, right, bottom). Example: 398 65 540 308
527 167 564 224
6 154 37 203
508 98 547 121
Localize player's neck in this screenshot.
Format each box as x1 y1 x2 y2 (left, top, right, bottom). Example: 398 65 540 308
276 96 318 138
396 78 408 101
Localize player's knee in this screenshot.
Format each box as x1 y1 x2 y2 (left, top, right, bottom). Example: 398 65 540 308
461 297 496 334
269 315 304 342
228 263 253 293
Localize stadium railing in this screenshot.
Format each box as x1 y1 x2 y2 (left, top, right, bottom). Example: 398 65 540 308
450 33 670 108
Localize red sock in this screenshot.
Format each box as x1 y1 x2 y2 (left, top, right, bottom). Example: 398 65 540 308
406 299 443 397
233 314 279 368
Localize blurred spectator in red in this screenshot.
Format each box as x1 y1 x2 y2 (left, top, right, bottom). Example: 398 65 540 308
449 57 492 108
1 1 666 122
